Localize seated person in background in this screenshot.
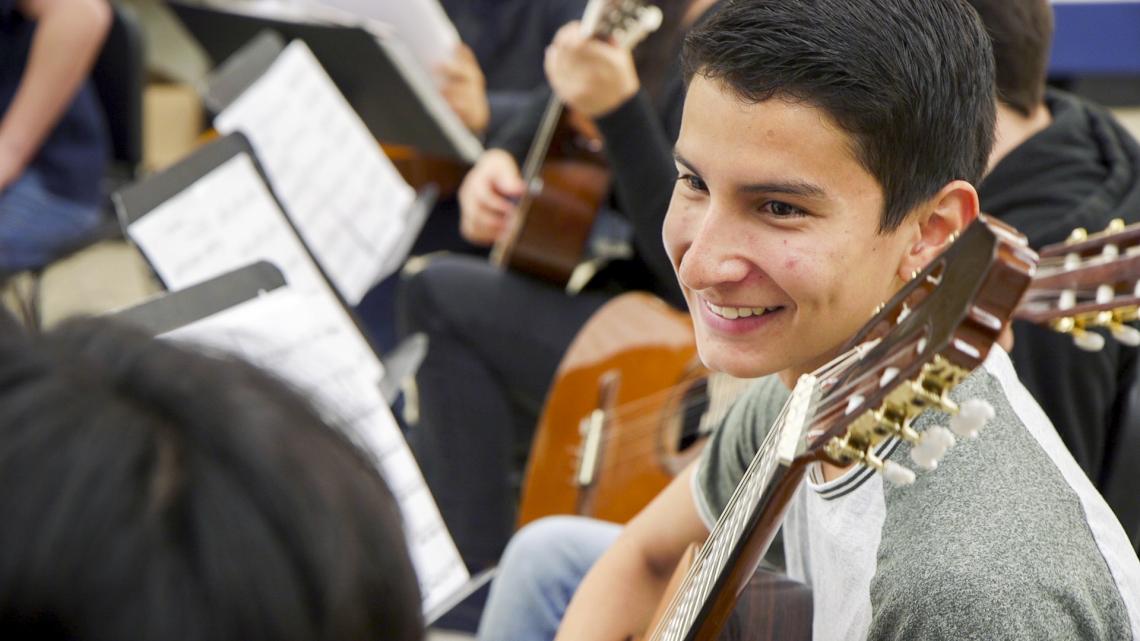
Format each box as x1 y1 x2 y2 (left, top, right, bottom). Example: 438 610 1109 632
0 0 111 272
0 317 423 641
355 0 588 352
477 1 1140 639
967 0 1140 549
397 0 719 577
437 0 588 140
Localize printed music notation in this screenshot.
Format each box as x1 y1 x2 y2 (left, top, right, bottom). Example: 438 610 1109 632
215 40 416 305
128 152 383 384
161 286 471 616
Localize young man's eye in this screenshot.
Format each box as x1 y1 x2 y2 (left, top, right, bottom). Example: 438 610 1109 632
762 200 807 218
678 173 707 193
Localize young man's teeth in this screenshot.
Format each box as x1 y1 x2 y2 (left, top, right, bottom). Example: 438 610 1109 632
708 303 775 319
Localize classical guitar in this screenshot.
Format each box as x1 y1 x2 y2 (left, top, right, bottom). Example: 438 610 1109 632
517 293 749 527
489 0 663 286
644 214 1038 641
517 219 1140 529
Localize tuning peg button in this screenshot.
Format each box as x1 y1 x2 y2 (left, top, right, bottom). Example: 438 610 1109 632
1072 329 1107 352
881 461 917 486
950 399 995 439
910 426 955 470
1111 324 1140 347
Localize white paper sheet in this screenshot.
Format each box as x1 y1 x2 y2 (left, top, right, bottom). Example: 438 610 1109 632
128 152 382 383
161 285 470 616
313 0 459 74
215 41 416 304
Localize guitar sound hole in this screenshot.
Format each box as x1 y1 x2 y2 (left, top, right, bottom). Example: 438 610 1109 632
675 377 710 452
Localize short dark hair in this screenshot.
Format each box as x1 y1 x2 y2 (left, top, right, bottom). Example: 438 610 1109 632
682 0 996 231
0 318 422 641
965 0 1053 116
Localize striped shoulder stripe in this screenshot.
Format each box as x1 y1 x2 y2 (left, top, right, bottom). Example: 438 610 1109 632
816 437 901 501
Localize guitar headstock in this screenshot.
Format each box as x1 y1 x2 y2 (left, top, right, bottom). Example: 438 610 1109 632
581 0 663 49
1016 218 1140 350
796 216 1037 484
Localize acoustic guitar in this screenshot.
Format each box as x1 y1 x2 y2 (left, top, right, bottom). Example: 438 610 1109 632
517 219 1140 529
644 214 1038 641
516 293 748 527
489 0 664 286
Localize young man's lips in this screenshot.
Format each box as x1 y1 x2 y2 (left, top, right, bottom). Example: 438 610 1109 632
698 298 786 334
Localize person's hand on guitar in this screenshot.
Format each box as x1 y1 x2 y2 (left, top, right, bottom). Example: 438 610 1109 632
458 148 525 245
545 20 640 118
437 43 490 135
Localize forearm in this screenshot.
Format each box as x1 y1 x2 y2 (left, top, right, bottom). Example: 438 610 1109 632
0 0 110 170
556 465 709 640
554 534 675 641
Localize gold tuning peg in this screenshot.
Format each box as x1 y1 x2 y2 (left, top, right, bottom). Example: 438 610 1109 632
1094 310 1115 327
1107 218 1126 233
1068 227 1089 243
1051 316 1077 334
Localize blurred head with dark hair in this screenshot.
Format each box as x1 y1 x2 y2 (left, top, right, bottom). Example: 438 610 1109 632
0 317 422 641
964 0 1053 117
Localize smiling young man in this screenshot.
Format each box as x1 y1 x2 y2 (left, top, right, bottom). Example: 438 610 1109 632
475 1 1140 640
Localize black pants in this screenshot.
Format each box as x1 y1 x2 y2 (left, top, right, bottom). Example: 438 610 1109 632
396 254 610 569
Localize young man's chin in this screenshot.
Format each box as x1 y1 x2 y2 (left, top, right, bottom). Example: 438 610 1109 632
697 344 786 381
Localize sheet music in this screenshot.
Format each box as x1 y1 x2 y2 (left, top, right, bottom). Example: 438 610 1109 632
313 0 459 77
215 40 416 304
128 152 382 383
161 285 471 615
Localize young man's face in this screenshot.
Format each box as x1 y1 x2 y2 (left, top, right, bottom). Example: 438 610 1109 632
664 75 921 384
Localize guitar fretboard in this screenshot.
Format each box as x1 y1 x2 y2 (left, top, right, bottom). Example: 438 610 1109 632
650 375 819 641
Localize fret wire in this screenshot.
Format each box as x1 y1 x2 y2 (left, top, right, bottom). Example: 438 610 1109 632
652 371 836 640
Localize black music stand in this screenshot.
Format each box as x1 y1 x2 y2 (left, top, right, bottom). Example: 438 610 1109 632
169 2 482 162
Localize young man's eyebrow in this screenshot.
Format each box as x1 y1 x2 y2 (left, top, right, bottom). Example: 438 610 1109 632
738 180 827 199
673 150 827 199
673 150 699 174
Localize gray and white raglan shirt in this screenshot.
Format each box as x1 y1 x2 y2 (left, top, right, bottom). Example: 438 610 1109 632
693 347 1140 641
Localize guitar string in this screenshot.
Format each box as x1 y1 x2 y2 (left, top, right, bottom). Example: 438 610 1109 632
649 414 785 641
593 344 918 475
652 342 911 640
652 344 872 639
648 400 788 639
653 395 804 641
587 262 1132 436
805 337 922 431
649 344 870 639
586 279 1135 446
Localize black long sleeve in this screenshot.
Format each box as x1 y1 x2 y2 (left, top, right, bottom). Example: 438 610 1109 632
594 85 684 307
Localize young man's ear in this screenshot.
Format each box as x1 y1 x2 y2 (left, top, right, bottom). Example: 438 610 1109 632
896 180 980 280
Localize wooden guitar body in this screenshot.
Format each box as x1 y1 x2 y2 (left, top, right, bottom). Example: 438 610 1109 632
497 120 610 284
382 143 470 199
501 134 611 284
644 545 813 641
517 292 707 526
491 0 663 285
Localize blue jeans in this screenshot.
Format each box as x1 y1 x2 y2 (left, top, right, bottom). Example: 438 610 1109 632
477 516 621 641
0 170 102 272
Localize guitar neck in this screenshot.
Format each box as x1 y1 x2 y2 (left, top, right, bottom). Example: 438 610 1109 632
649 376 819 641
1014 250 1140 324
